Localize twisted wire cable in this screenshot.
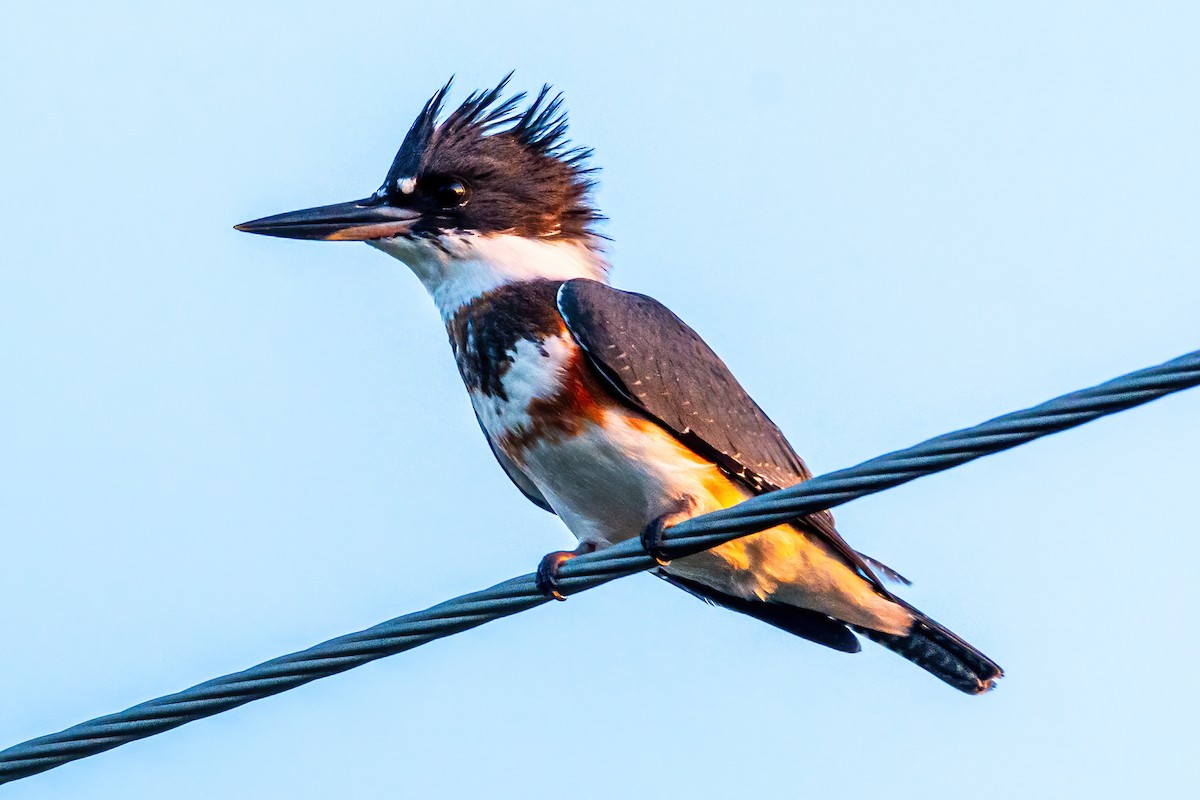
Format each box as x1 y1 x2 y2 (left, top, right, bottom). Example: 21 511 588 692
2 348 1197 784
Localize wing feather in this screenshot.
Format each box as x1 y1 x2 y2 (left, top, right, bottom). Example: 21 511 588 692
557 279 887 591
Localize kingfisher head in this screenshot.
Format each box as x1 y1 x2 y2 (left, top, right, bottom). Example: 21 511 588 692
237 75 608 312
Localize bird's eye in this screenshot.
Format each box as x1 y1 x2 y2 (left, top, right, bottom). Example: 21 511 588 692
431 179 469 209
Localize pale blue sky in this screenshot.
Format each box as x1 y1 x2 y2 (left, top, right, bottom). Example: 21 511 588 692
2 2 1199 798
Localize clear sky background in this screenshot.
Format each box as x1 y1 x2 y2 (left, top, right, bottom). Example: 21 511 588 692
2 3 1198 798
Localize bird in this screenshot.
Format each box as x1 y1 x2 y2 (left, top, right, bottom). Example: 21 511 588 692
236 75 1002 695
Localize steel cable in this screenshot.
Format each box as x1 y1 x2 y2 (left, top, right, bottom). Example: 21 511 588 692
1 348 1197 784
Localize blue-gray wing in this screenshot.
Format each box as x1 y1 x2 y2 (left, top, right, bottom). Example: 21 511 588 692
557 279 811 490
557 278 886 591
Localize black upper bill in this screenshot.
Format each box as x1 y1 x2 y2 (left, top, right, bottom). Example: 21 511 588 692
235 199 420 241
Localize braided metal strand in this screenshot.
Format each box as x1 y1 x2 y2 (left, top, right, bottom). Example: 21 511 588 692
1 348 1197 784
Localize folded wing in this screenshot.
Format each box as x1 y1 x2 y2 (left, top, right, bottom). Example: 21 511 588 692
556 278 888 594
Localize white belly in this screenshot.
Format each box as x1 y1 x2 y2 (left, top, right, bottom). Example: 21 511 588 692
521 408 715 548
469 333 911 634
467 331 710 546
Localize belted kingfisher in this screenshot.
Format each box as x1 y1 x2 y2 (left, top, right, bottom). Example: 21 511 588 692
237 76 1002 694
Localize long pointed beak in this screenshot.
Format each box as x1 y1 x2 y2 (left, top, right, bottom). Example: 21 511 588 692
235 199 421 241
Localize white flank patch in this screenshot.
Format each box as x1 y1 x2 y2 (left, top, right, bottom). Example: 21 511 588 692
369 232 609 318
470 334 575 439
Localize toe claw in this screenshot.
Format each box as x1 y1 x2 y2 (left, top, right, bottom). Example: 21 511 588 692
536 551 574 601
639 522 673 567
640 497 697 566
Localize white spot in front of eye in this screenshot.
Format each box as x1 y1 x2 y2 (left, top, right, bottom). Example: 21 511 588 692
399 178 416 195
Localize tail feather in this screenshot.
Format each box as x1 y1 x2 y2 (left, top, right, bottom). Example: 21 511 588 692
854 601 1003 695
661 572 1002 695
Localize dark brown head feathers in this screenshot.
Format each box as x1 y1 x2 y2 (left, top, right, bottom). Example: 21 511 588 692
376 75 602 243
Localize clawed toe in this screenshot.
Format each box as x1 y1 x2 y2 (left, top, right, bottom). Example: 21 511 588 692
639 517 674 566
535 550 577 601
639 496 698 566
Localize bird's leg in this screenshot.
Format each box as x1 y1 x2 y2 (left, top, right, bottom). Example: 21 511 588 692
535 541 598 601
640 495 699 567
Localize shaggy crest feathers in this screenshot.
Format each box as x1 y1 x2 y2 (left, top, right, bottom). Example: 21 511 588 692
379 80 450 188
510 84 596 169
373 75 602 242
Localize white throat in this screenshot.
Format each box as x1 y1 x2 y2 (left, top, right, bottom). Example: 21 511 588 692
369 233 609 317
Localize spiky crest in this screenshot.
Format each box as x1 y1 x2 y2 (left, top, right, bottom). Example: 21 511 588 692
380 75 597 191
381 77 453 193
372 76 602 243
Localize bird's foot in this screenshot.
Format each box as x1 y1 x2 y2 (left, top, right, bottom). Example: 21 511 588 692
535 542 597 601
639 496 699 567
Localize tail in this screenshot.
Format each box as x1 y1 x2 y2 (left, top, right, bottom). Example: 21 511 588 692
660 573 1002 695
854 599 1003 695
